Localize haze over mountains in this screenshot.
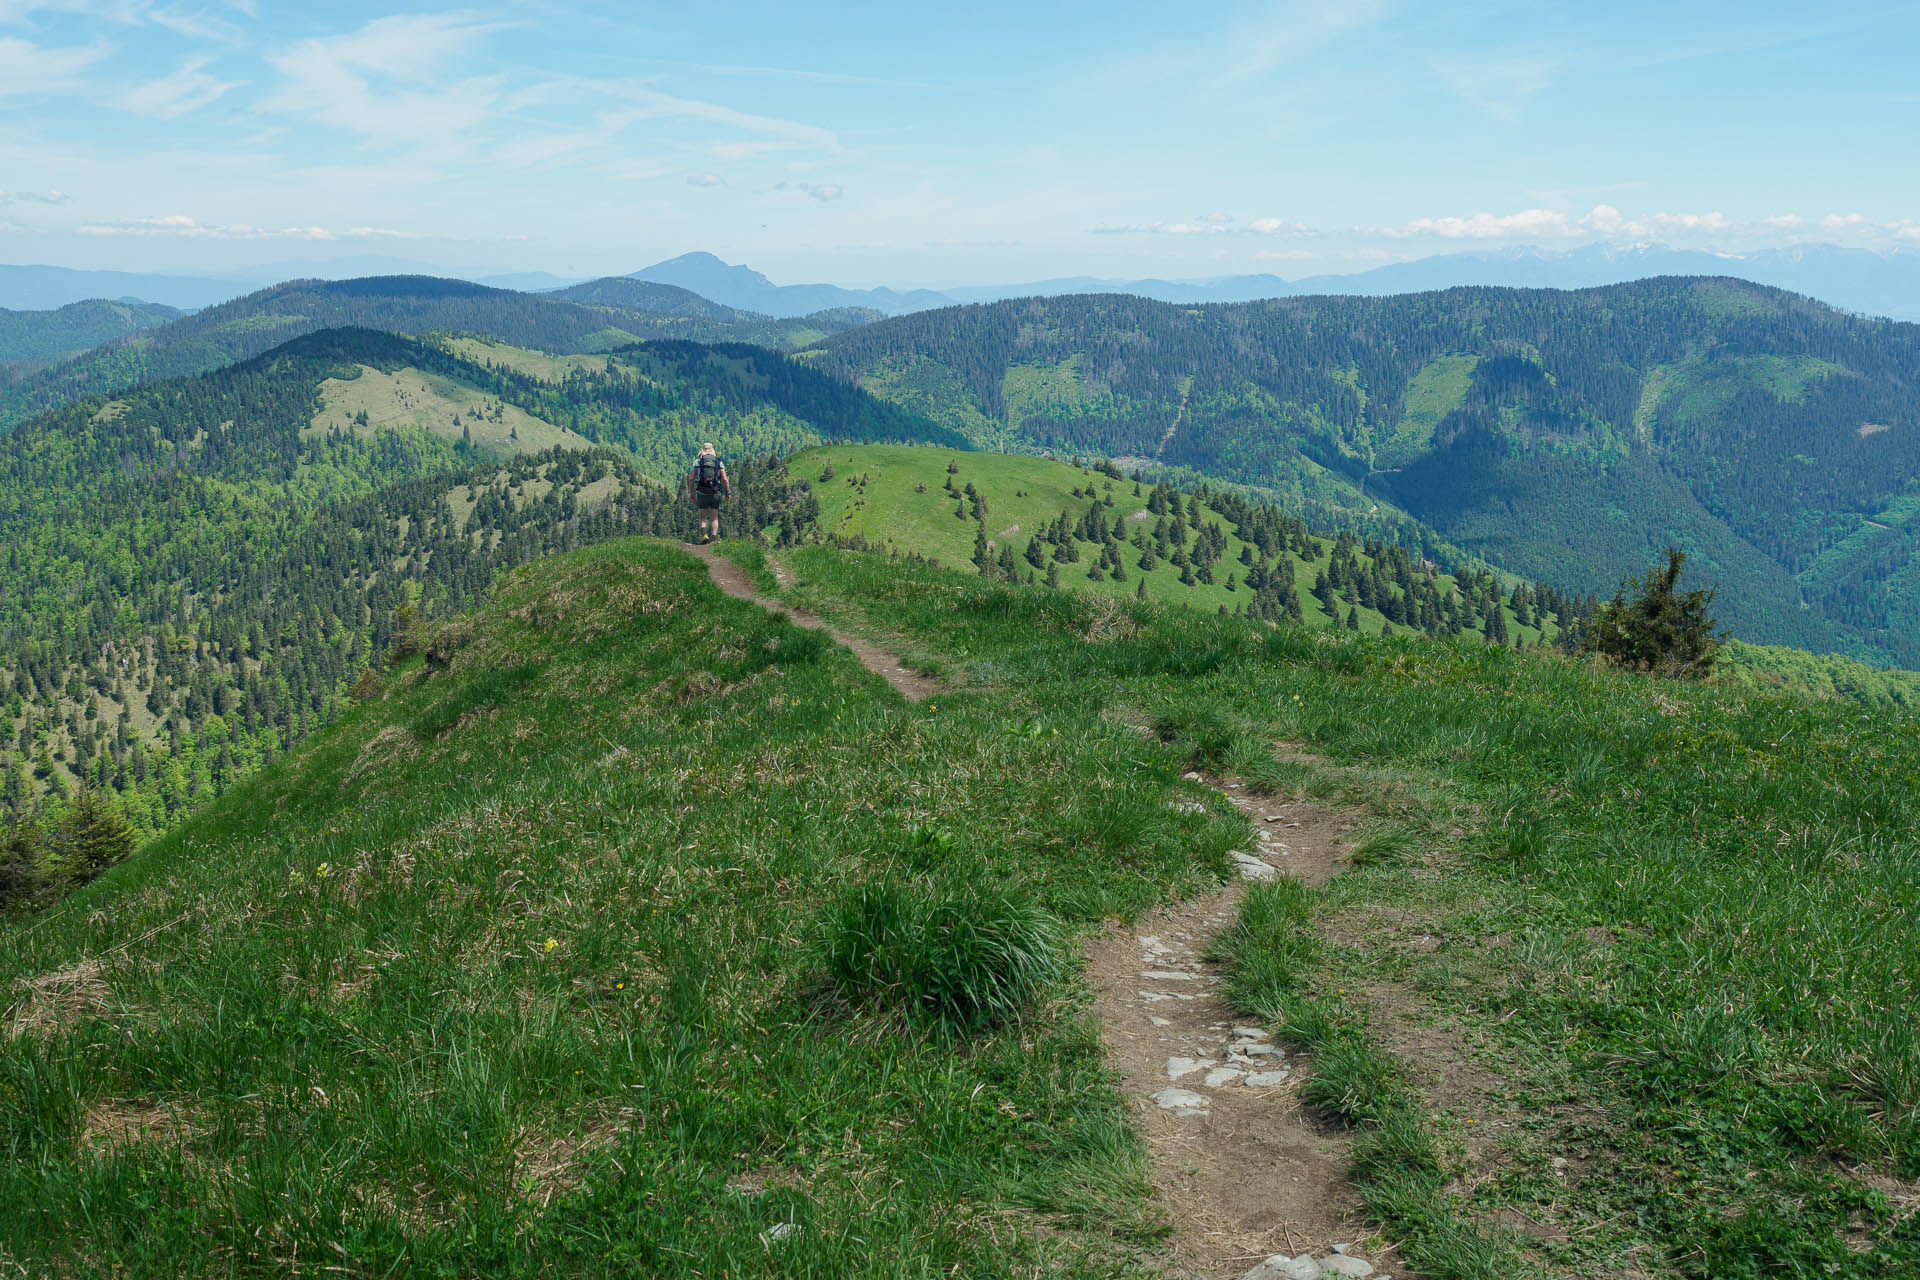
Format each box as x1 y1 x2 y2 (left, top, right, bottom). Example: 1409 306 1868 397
8 241 1920 321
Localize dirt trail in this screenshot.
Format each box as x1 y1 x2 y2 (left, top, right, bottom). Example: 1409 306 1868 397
689 540 1392 1274
1086 780 1409 1280
683 543 938 702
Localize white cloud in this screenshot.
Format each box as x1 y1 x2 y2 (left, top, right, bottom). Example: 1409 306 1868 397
777 181 843 202
259 14 510 146
1397 208 1578 239
686 172 725 187
77 214 337 239
0 35 108 95
113 55 245 118
0 187 68 204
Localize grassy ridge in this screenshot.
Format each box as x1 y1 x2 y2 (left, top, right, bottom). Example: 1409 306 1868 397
0 539 1246 1276
6 537 1916 1275
766 546 1920 1277
790 442 1567 644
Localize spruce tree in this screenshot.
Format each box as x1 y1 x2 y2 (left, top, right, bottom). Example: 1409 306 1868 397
66 785 135 878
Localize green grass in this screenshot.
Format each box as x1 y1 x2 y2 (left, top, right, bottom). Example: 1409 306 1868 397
0 538 1247 1276
789 442 1560 645
762 545 1920 1278
7 536 1918 1275
1378 353 1478 468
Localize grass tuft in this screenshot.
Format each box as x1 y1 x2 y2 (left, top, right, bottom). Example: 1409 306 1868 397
820 876 1065 1032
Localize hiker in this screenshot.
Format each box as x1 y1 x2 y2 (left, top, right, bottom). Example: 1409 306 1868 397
686 443 732 543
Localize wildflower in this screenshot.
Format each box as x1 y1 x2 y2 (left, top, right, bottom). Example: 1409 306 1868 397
316 862 332 878
544 937 558 953
615 982 626 990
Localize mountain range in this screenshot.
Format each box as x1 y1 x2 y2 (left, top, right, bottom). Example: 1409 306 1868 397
12 241 1920 321
0 275 867 430
813 278 1920 666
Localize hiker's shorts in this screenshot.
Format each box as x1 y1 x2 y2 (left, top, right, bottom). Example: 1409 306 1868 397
695 491 723 509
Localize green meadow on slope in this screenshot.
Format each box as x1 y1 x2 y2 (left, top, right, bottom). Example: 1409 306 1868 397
3 537 1915 1277
787 443 1581 647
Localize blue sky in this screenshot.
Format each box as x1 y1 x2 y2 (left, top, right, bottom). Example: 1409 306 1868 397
2 0 1917 285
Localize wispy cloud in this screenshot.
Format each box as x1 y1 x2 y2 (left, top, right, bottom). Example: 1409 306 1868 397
0 34 108 94
686 172 724 187
0 187 69 203
1432 51 1556 116
258 13 511 146
595 83 843 154
113 54 245 117
646 59 943 91
1097 204 1920 252
777 181 843 202
75 214 414 239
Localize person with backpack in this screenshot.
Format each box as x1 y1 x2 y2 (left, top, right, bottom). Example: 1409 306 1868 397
686 443 732 543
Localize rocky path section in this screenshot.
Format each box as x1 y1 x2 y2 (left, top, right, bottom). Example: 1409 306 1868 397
683 542 937 702
1087 779 1407 1280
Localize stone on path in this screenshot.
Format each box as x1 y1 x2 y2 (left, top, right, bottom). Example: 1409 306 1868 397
1203 1066 1245 1088
1149 1087 1209 1116
1245 1069 1292 1087
1320 1255 1374 1277
1166 1056 1209 1081
1243 1255 1322 1280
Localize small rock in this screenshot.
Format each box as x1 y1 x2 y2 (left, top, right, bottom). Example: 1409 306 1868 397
1203 1066 1245 1088
1182 771 1202 781
1319 1255 1373 1277
1166 1056 1209 1080
1330 1243 1350 1254
759 1222 801 1246
1243 1255 1323 1280
1232 1025 1266 1038
1238 1042 1281 1057
1238 862 1278 881
1245 1069 1292 1087
1148 1015 1171 1027
1140 991 1193 1001
1140 970 1199 980
1149 1087 1209 1115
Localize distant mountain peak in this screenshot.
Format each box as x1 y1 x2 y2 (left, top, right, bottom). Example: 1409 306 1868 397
628 252 953 318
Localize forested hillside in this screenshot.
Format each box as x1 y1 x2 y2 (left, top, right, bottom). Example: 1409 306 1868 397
784 443 1591 647
0 275 857 431
815 279 1920 666
0 297 182 365
0 326 937 839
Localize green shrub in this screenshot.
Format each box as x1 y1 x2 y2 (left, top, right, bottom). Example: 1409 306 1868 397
822 876 1063 1031
1585 547 1723 677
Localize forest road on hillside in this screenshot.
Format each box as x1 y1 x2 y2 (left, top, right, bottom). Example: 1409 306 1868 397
684 542 938 702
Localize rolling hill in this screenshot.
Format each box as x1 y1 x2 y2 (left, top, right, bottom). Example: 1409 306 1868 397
0 297 183 366
782 442 1585 647
813 279 1920 666
0 275 868 433
0 327 951 835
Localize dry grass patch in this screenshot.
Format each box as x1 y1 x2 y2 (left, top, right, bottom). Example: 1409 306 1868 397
6 960 112 1040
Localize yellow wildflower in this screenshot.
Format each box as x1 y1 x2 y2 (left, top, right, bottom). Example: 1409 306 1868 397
544 937 558 953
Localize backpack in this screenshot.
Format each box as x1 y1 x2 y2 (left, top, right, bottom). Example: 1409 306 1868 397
694 454 724 493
